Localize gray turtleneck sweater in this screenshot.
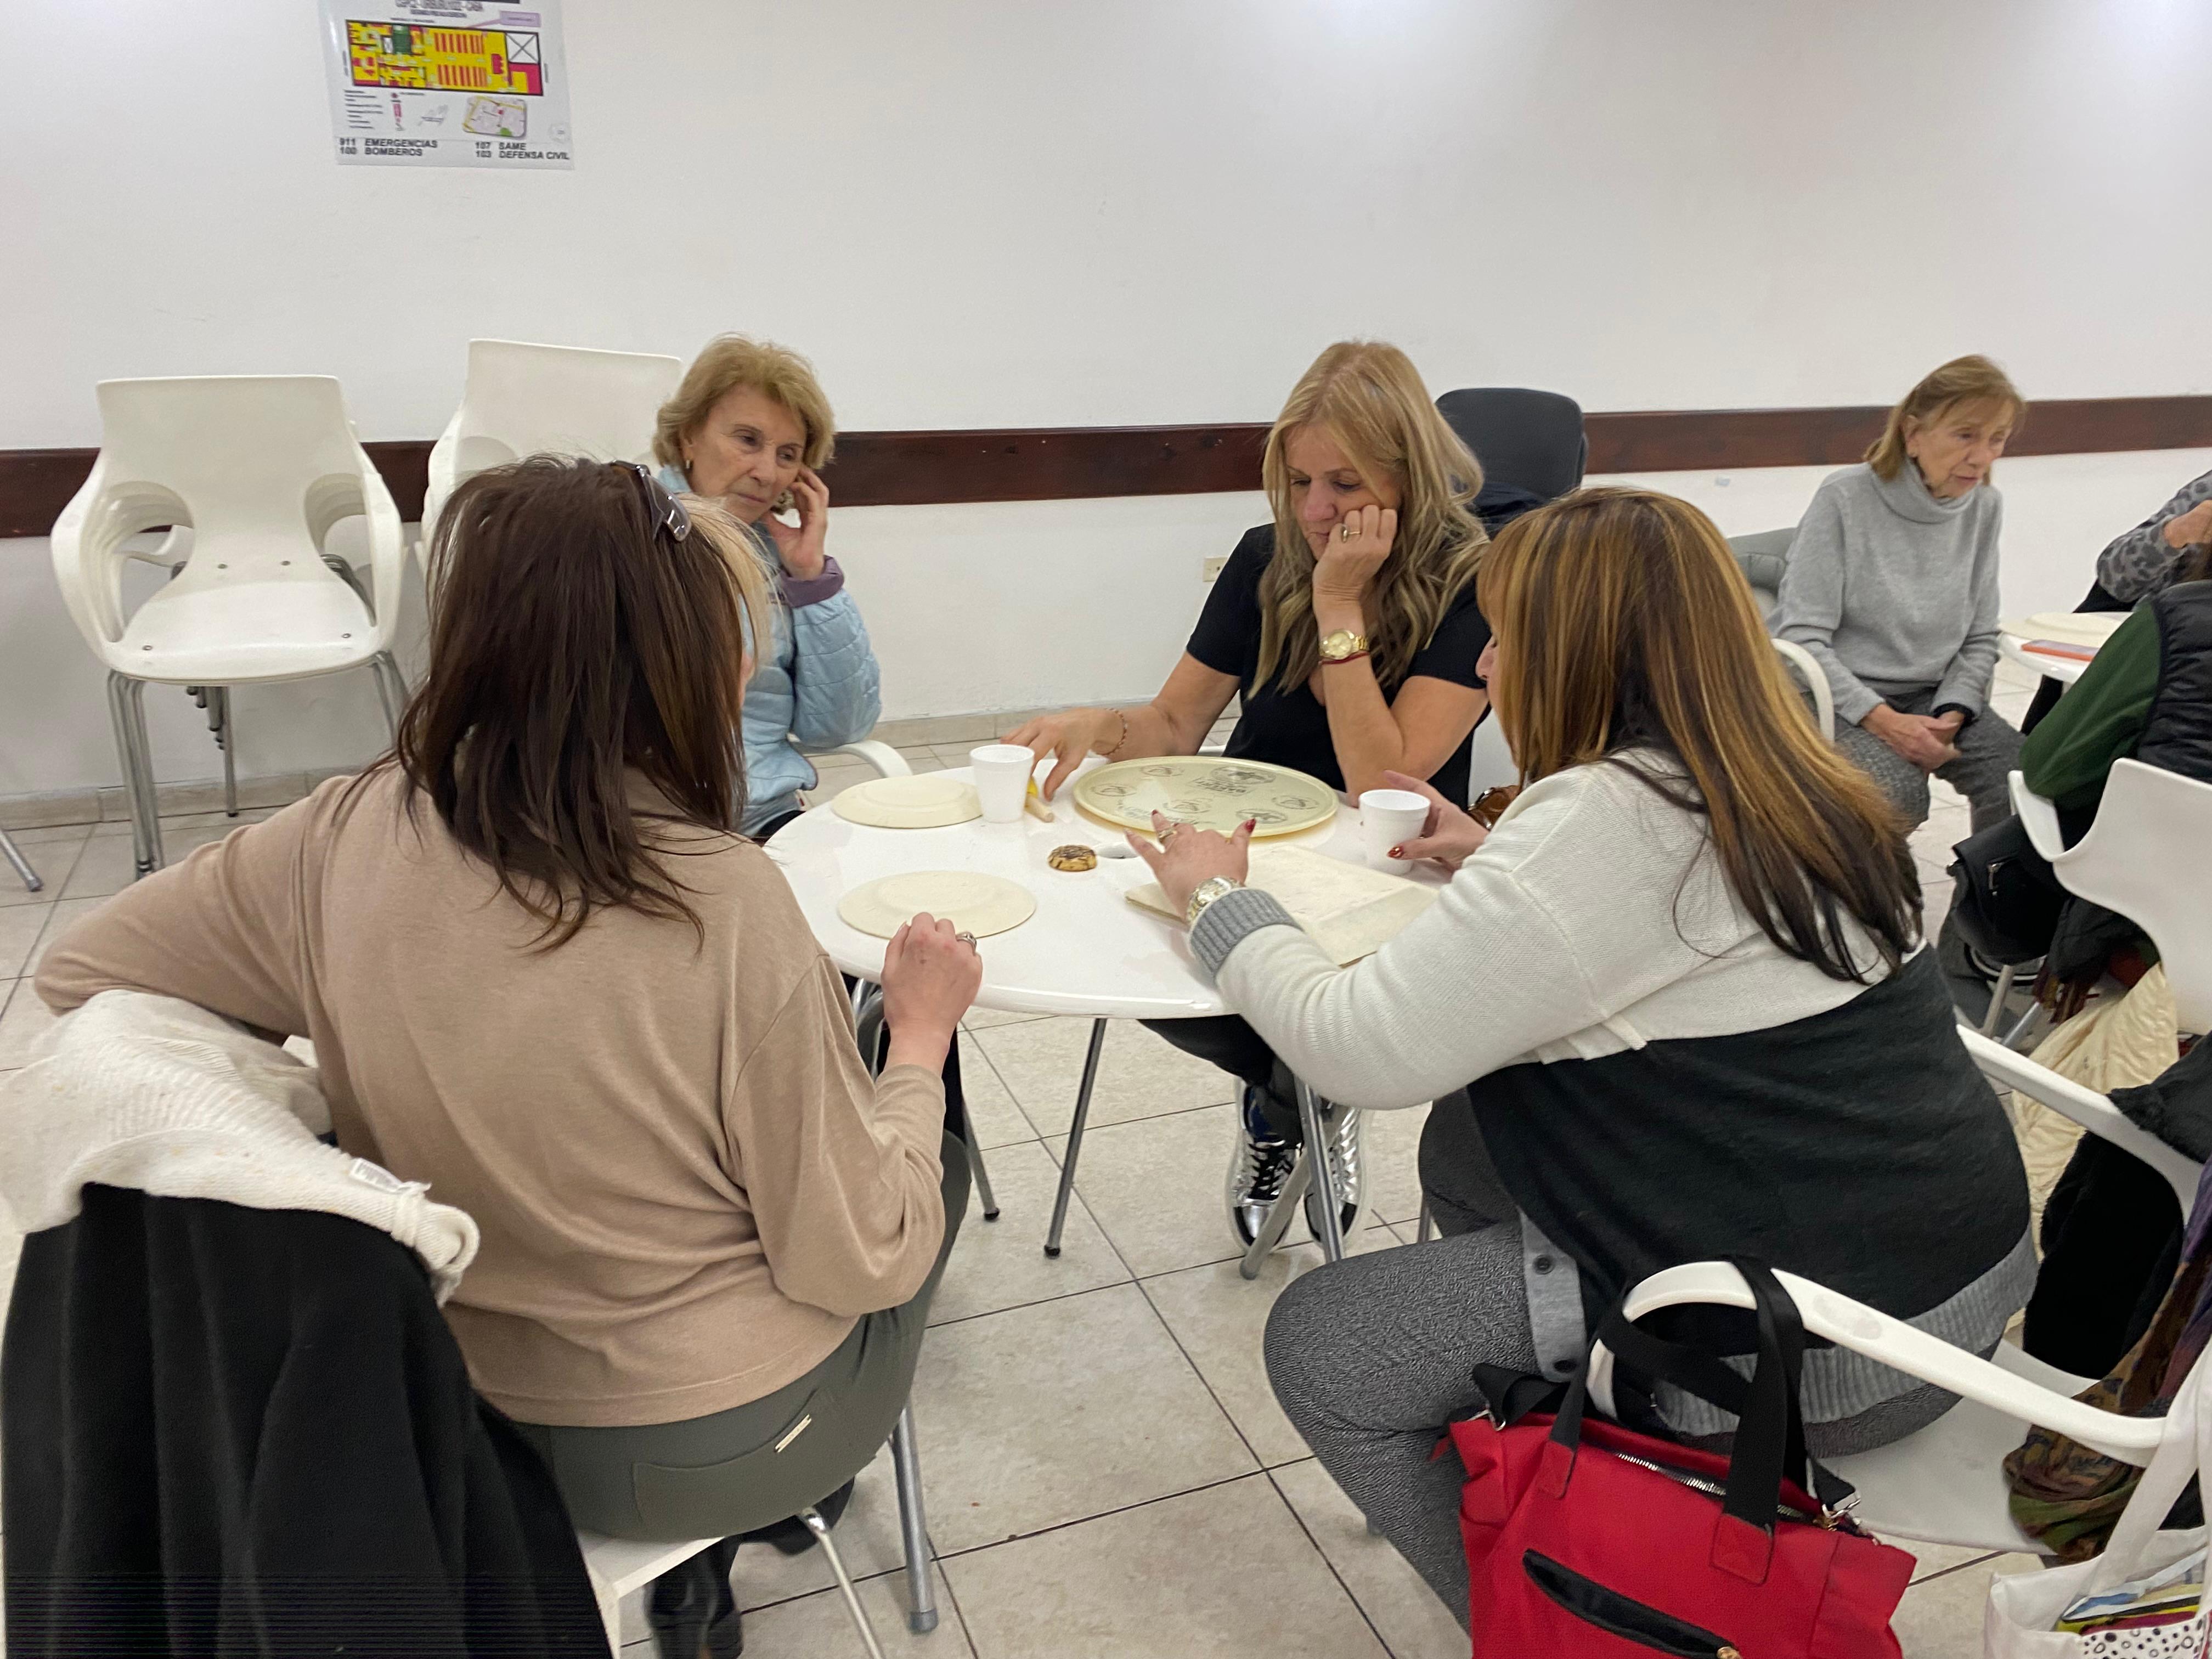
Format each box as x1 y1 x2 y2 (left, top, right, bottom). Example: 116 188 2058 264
1776 462 2005 727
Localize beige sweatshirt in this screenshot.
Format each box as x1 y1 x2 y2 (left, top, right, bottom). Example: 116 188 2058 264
36 770 947 1428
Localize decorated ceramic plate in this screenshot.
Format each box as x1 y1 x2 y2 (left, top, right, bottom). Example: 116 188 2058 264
1071 757 1339 838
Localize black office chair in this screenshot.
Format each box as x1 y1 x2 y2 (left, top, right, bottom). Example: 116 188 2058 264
1435 387 1587 532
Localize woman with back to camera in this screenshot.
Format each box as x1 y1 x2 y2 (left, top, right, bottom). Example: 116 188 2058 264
1778 354 2025 832
38 458 979 1659
1125 487 2031 1626
1008 340 1493 1248
656 332 879 839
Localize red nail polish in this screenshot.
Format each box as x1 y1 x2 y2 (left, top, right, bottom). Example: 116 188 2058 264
1388 847 1402 859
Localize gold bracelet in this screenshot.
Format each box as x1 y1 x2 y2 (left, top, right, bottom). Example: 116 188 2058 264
1102 709 1131 758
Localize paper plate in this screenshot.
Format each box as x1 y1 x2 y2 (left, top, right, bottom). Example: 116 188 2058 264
833 774 982 830
2005 612 2129 648
1072 756 1338 837
837 871 1036 941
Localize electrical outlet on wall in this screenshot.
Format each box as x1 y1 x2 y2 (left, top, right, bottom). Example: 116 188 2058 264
1201 556 1229 582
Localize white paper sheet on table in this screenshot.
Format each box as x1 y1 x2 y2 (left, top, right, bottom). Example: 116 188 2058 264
1126 844 1438 967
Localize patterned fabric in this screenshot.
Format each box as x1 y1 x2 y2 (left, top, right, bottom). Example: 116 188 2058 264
2098 468 2212 605
2006 1160 2212 1560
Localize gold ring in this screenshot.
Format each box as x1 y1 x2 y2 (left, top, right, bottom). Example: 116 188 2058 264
1339 522 1358 540
955 932 977 945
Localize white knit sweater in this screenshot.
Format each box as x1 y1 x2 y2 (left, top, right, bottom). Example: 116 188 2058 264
0 990 478 1300
1196 755 1899 1110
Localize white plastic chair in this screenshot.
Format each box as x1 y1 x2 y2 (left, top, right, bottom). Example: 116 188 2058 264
421 340 685 549
1465 712 1517 803
1770 639 1835 741
51 376 408 879
1588 1262 2172 1555
807 740 910 783
2012 760 2212 1034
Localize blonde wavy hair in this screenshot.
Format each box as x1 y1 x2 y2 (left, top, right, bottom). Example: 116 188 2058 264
653 335 838 473
1255 342 1488 691
1864 354 2024 483
1480 487 1919 981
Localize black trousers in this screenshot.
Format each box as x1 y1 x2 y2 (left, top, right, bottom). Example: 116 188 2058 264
1141 1015 1307 1143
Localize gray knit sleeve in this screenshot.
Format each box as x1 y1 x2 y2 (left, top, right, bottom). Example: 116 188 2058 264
1188 887 1299 977
2097 467 2212 603
1776 481 1883 726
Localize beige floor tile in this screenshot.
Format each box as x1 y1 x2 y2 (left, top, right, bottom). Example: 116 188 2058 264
893 747 947 775
720 1442 932 1612
0 834 85 907
1891 1551 2041 1655
946 1474 1387 1659
1361 1103 1429 1226
1142 1238 1396 1469
60 825 238 900
972 1017 1237 1139
0 979 61 1069
1271 1459 1467 1659
1 822 96 849
0 904 52 979
956 1032 1040 1150
27 895 113 978
909 1282 1255 1553
929 1141 1130 1327
1891 1539 1998 1583
962 1007 1051 1031
623 1558 972 1656
148 808 281 831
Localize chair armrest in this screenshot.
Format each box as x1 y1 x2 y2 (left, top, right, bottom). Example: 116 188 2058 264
811 740 910 779
1769 638 1834 741
1592 1260 2165 1464
1958 1026 2201 1214
2009 770 2067 861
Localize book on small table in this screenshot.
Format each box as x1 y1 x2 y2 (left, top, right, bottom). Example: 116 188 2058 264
1127 844 1438 967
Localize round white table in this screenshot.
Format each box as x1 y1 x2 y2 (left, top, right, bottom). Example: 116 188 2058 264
1999 633 2094 686
770 762 1443 1267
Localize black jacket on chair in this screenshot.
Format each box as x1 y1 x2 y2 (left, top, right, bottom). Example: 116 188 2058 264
3 1185 609 1658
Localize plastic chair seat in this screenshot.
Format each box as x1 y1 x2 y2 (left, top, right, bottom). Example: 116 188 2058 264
1828 1341 2094 1554
118 567 381 683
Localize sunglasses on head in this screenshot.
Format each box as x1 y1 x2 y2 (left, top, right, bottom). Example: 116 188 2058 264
619 461 692 544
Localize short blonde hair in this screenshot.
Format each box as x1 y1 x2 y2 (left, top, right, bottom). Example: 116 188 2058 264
1255 341 1488 691
1865 355 2024 482
653 335 837 472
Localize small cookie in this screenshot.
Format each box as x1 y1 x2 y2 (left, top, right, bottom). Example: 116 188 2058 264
1047 844 1098 872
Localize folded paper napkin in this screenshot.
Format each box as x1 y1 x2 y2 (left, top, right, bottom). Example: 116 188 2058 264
0 989 478 1301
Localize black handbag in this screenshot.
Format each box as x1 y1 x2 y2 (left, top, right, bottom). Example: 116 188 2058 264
1947 814 2066 965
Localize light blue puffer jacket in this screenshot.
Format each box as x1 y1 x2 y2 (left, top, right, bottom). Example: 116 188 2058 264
658 466 882 833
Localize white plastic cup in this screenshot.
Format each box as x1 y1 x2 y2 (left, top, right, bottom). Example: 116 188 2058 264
1359 788 1431 870
970 744 1037 825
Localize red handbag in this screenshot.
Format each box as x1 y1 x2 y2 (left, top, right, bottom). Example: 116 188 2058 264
1447 1259 1916 1656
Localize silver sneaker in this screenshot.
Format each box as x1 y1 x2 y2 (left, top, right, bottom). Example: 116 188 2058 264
1304 1099 1363 1244
1225 1088 1298 1248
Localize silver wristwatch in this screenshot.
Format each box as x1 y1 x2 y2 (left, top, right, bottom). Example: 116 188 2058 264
1185 875 1244 927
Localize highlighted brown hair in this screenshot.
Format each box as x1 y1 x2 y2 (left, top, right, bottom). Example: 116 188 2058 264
1864 355 2024 483
359 456 768 946
1255 341 1488 691
654 334 838 473
1479 487 1920 981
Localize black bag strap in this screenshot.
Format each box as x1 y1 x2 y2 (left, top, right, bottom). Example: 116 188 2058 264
1468 1364 1570 1429
1550 1258 1853 1528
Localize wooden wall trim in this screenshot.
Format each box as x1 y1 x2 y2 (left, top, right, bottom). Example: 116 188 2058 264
5 395 2209 538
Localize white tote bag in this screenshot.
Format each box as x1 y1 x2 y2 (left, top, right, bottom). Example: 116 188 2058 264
1985 1346 2212 1656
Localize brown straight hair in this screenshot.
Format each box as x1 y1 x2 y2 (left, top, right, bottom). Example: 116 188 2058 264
1479 487 1920 981
360 456 767 946
1864 354 2024 482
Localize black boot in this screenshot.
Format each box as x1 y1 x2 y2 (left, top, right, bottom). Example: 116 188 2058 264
739 1476 856 1557
648 1538 744 1659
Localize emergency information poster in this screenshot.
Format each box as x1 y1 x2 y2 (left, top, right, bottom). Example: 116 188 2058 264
320 1 573 169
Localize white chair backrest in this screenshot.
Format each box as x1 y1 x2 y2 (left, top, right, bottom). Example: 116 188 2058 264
1465 713 1517 803
2038 758 2212 1032
93 376 369 546
1770 637 1836 741
451 339 684 477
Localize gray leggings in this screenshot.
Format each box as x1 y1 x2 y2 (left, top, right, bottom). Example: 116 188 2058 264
1832 685 2023 833
1265 1126 1965 1624
517 1132 970 1541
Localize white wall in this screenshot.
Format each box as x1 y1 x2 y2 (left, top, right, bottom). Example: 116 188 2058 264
5 0 2211 799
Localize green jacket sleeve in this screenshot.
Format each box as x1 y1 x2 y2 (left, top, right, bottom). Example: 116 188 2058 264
2019 606 2162 815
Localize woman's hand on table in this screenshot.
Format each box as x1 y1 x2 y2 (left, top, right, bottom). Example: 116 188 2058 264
1861 704 1962 772
1311 504 1397 623
1004 708 1118 799
1129 810 1254 918
879 913 982 1071
761 464 831 581
1382 771 1489 871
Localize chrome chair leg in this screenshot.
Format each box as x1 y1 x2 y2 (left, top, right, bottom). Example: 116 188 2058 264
1043 1018 1108 1257
210 686 238 816
107 672 163 877
1296 1079 1348 1263
1416 1202 1435 1243
967 1135 1000 1222
0 829 41 892
802 1506 887 1659
890 1406 937 1634
1979 962 2019 1037
371 652 407 740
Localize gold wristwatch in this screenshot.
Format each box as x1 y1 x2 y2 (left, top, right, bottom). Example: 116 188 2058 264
1185 876 1243 927
1318 628 1370 665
